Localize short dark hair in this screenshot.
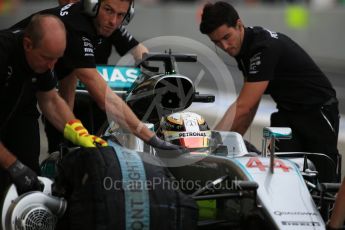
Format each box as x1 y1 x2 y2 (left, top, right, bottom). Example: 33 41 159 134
200 1 239 34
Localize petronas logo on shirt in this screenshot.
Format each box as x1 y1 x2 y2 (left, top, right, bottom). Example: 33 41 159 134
249 53 261 74
82 37 94 57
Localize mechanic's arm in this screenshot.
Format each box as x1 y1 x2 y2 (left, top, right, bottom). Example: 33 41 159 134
0 141 42 194
328 179 345 229
0 142 16 169
73 68 154 142
37 89 75 131
215 81 268 135
130 43 148 62
58 74 78 110
37 89 107 147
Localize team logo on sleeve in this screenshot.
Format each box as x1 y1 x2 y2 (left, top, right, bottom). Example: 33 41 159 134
82 37 94 57
264 28 278 39
249 52 261 74
7 66 13 77
119 26 133 42
4 66 13 86
60 3 73 16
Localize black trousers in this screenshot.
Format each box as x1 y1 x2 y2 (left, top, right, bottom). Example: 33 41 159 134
0 114 40 198
271 102 340 181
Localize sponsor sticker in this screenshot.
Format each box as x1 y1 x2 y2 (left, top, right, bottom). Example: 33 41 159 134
274 211 317 216
77 66 141 91
282 221 320 226
163 131 211 141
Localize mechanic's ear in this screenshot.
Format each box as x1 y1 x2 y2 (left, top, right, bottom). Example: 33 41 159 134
23 37 33 51
236 19 243 30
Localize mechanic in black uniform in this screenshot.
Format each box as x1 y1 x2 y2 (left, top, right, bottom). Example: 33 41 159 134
10 0 180 153
43 0 149 153
57 0 148 64
79 23 148 135
199 2 340 173
0 14 106 197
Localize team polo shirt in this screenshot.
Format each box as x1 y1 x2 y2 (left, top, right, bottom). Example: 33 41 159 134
95 25 139 64
0 30 57 134
235 26 336 110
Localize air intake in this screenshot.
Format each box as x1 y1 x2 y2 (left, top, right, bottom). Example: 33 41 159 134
126 74 194 123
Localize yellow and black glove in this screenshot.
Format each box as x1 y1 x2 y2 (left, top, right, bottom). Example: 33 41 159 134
63 119 108 147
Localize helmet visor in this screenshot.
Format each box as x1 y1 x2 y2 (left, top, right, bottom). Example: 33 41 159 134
178 137 210 148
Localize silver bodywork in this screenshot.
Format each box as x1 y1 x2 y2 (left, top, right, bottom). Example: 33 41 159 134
107 128 325 229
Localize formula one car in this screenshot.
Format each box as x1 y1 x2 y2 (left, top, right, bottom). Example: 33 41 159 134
104 120 336 229
1 52 341 230
100 51 341 229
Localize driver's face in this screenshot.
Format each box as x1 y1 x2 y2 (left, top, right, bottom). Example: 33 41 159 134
95 0 130 37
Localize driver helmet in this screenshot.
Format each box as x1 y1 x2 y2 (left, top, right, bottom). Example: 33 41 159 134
157 112 211 149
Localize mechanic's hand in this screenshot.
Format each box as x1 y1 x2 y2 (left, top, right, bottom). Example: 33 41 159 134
7 160 42 195
64 119 108 147
147 135 183 150
244 140 261 154
146 135 189 158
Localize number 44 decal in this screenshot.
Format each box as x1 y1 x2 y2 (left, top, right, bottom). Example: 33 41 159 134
246 157 290 172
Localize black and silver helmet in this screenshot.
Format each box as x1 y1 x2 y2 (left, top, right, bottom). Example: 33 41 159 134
158 112 211 149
